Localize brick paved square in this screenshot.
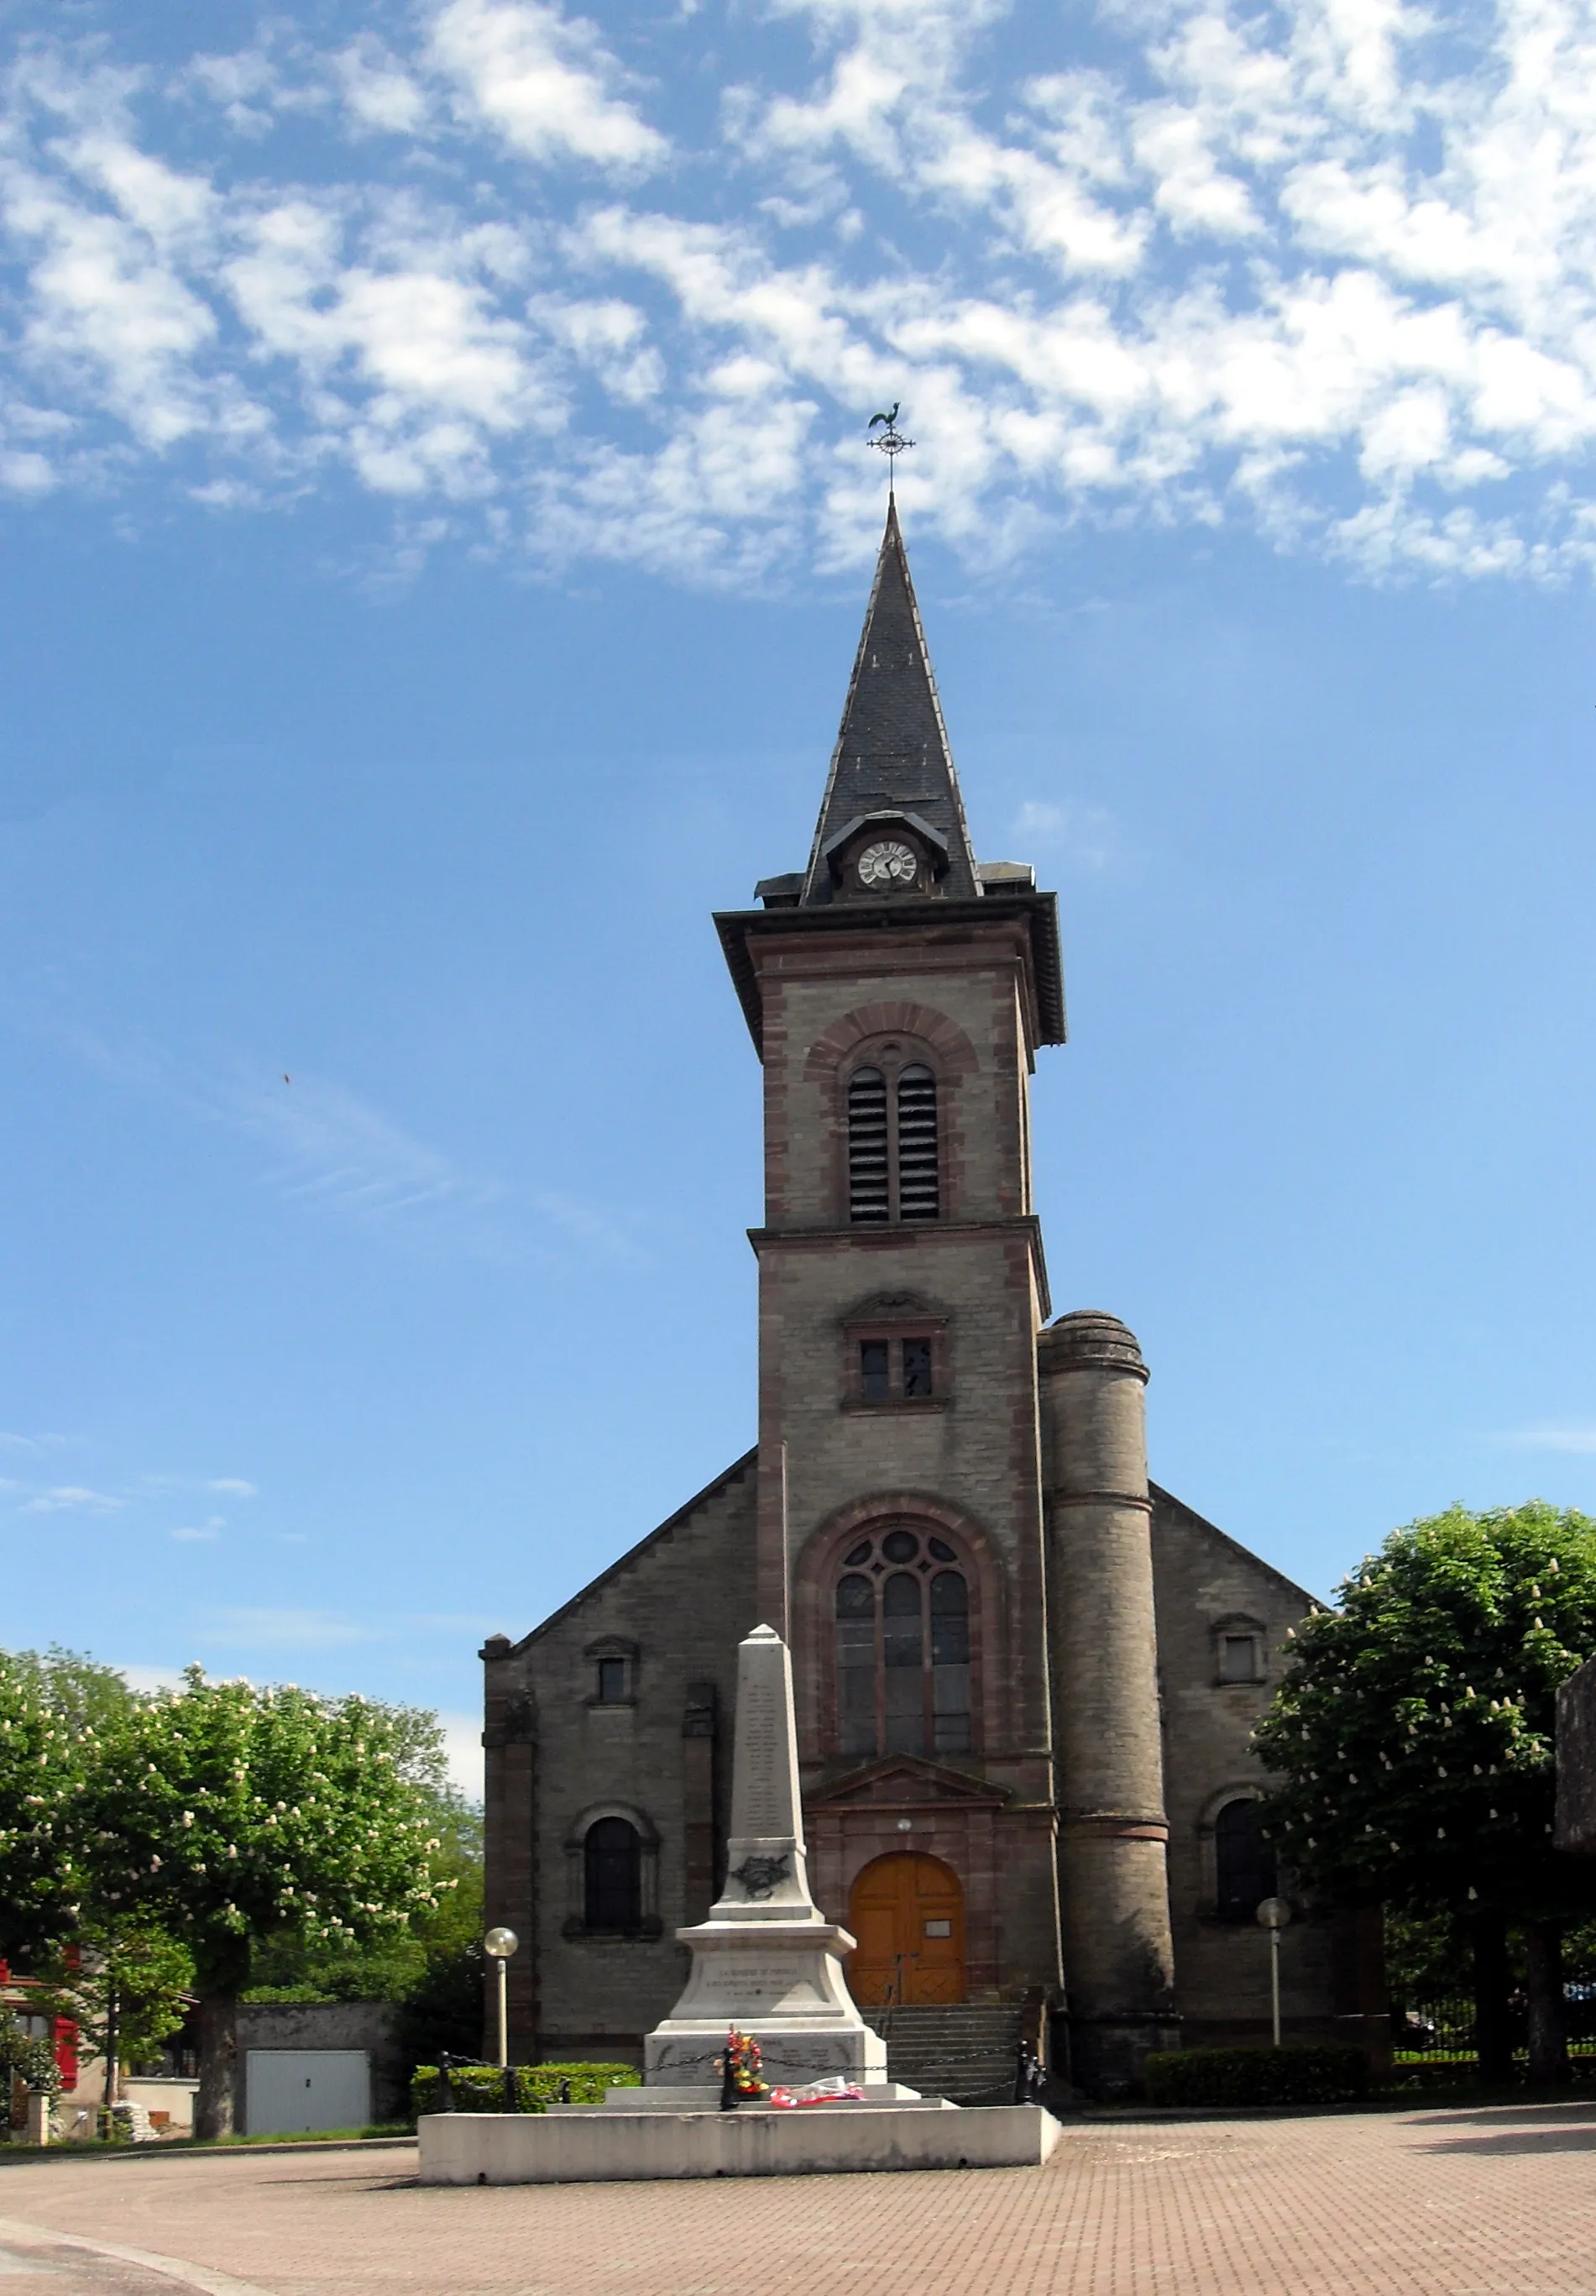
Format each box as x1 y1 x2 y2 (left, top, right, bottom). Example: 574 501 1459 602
1 2103 1594 2296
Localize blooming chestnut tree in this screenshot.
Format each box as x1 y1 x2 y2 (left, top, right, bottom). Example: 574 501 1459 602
1254 1502 1596 2084
76 1670 447 2138
0 1658 90 1959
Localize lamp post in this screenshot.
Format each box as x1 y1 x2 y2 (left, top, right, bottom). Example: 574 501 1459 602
484 1926 519 2072
1256 1896 1291 2047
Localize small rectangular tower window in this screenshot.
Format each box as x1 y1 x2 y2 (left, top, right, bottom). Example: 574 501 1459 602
596 1657 629 1703
859 1340 891 1401
902 1338 934 1397
1219 1634 1259 1684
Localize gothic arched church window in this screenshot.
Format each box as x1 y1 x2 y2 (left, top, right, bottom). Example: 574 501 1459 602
846 1054 940 1224
584 1816 642 1932
834 1531 971 1759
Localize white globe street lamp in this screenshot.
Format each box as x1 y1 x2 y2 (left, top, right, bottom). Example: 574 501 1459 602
1255 1896 1292 2047
484 1926 519 2071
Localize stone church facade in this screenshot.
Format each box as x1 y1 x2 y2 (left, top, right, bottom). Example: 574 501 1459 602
482 506 1381 2094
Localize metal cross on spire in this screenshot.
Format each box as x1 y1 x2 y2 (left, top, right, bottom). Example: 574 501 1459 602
866 402 914 494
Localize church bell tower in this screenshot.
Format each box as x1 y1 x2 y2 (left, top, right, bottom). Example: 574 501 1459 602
716 503 1175 2084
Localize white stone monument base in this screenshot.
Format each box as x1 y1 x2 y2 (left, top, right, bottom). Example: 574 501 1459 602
417 2103 1060 2185
643 1918 887 2088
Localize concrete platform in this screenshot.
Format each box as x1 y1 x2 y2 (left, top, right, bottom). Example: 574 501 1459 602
416 2103 1060 2184
573 2084 931 2113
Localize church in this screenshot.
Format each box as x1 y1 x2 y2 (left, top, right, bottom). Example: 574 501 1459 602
480 504 1382 2096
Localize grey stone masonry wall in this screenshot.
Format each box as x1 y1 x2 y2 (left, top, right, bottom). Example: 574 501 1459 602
1150 1485 1384 2052
482 1453 760 2065
746 912 1063 2000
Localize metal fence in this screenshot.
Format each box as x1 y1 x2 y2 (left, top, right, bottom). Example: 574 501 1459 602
1389 1977 1596 2073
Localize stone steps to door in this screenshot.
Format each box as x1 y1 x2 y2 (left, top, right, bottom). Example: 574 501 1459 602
862 2005 1026 2105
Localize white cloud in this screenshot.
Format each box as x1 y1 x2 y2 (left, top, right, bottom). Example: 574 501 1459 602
334 38 428 135
21 1484 123 1514
531 1188 639 1256
1011 797 1117 869
428 0 667 170
118 1664 187 1696
171 1517 226 1541
437 1710 485 1801
207 1477 258 1497
220 1068 497 1221
1499 1426 1596 1454
204 1607 373 1649
7 0 1596 576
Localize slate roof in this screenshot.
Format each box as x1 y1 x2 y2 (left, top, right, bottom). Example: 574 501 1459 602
715 498 1066 1054
801 499 980 904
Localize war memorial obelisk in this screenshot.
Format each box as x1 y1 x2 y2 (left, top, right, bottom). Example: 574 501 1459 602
419 1622 1059 2178
645 1623 888 2087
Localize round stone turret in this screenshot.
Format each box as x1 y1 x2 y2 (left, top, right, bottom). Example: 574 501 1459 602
1038 1308 1177 2096
1036 1309 1147 1375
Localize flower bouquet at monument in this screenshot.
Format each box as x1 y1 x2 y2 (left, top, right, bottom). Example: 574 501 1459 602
768 2076 866 2110
717 2026 768 2110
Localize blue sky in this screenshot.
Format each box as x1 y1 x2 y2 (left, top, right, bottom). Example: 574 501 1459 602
4 0 1596 1792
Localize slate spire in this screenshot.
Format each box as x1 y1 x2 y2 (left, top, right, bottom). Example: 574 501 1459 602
801 501 981 904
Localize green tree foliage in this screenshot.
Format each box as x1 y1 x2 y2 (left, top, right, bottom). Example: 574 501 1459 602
0 1649 139 1737
1255 1502 1596 2080
72 1670 450 2136
0 2009 62 2093
75 1670 446 1978
0 1652 477 2126
1255 1502 1596 1913
0 1654 93 1958
42 1923 196 2104
244 1780 485 2066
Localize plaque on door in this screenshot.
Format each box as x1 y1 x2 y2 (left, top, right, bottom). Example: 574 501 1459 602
924 1919 951 1937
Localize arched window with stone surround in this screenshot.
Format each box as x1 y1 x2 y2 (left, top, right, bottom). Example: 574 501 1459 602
833 1527 971 1759
583 1816 641 1931
1214 1797 1277 1921
846 1052 940 1224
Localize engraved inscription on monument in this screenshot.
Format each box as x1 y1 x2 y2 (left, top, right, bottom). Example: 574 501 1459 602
736 1689 781 1836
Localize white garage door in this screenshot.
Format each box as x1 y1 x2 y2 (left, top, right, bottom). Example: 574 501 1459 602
245 2049 371 2136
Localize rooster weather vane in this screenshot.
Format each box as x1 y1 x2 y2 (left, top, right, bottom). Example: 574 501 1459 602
867 402 913 493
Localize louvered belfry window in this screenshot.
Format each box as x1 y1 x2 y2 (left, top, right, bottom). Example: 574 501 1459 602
847 1057 939 1223
847 1067 890 1222
897 1067 939 1220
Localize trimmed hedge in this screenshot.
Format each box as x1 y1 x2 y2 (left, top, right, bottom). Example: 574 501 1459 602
411 2063 640 2119
1143 2046 1368 2109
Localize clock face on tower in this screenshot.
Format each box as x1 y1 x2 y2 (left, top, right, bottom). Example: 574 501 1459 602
856 838 919 889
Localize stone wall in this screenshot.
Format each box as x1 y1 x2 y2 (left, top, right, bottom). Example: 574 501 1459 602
483 1453 760 2063
1151 1487 1383 2051
746 921 1063 2000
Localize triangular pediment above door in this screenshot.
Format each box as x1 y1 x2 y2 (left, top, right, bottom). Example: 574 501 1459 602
806 1755 1009 1809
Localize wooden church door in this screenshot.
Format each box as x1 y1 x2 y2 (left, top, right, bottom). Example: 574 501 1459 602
846 1853 965 2005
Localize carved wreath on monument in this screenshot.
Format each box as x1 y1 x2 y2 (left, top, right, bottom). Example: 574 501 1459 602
729 1853 790 1900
